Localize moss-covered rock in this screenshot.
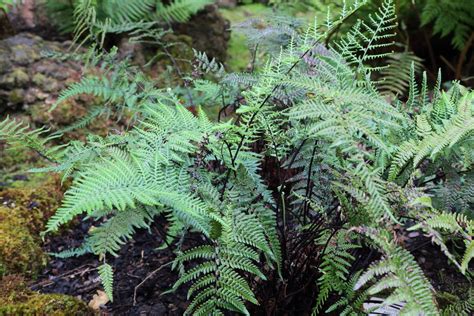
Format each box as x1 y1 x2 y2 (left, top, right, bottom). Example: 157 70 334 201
0 207 47 278
152 33 195 77
0 177 62 233
7 88 23 104
0 32 82 113
0 67 29 88
0 177 62 277
0 275 92 315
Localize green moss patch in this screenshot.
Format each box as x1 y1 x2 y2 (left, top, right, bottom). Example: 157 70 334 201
221 4 271 71
0 275 92 315
0 208 47 278
0 178 63 277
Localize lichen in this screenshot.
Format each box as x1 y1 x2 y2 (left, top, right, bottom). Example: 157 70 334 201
0 275 92 315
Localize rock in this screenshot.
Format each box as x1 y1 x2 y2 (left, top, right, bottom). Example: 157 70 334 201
173 4 231 63
0 275 92 315
7 88 23 104
0 32 81 114
216 0 238 8
0 68 29 88
7 0 62 40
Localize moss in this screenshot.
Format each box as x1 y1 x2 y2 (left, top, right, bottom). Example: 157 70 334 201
0 144 33 171
8 88 24 104
11 43 41 65
220 4 271 71
0 68 29 88
0 207 48 278
0 177 63 277
155 33 194 75
0 275 92 315
32 73 58 92
0 177 63 233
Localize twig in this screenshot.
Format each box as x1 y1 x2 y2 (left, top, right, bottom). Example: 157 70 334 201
456 32 474 80
440 55 456 73
133 262 172 306
30 264 97 290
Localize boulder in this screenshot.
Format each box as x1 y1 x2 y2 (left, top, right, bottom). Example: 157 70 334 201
0 33 82 114
174 4 231 63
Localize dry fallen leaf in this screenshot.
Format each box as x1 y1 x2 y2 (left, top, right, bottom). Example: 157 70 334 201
88 290 110 310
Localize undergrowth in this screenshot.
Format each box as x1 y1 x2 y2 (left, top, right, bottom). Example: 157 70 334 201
1 0 473 314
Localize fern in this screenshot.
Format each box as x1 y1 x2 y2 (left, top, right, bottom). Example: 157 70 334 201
379 50 424 97
98 263 114 301
48 0 212 35
5 1 473 314
336 0 397 76
441 289 474 316
0 117 63 162
409 211 474 274
313 230 359 313
420 0 474 50
355 228 438 315
155 0 213 23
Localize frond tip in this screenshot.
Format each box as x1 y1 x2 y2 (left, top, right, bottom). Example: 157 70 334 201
98 263 114 302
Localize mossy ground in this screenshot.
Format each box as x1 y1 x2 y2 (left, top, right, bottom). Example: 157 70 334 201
221 4 271 71
0 275 92 315
0 208 47 278
0 176 62 277
0 174 91 314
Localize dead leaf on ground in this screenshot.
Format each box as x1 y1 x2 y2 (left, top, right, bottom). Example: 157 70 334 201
88 290 110 310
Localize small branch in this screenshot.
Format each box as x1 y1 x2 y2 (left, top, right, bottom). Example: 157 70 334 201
440 55 456 73
133 262 172 306
456 32 474 80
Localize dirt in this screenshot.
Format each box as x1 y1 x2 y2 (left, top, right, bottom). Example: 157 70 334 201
32 216 195 315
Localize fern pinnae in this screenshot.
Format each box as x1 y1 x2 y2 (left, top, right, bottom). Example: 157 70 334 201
98 262 114 301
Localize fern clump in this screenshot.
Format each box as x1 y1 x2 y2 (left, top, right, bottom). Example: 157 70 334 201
1 0 473 314
47 0 213 35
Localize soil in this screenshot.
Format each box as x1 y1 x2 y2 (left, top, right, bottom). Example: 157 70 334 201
32 217 195 315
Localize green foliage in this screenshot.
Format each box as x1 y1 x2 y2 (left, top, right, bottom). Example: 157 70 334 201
440 289 474 316
355 227 439 314
98 263 114 301
2 0 473 314
47 0 212 38
313 231 360 314
409 211 474 274
379 50 424 97
0 0 13 12
420 0 474 50
336 0 397 76
0 117 63 163
388 82 474 182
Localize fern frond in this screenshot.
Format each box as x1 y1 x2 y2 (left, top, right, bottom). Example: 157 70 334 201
0 116 63 162
356 228 438 315
336 0 397 75
98 263 114 301
155 0 213 23
379 50 423 97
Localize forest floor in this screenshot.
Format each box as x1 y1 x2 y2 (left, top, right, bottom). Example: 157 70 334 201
32 217 193 315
